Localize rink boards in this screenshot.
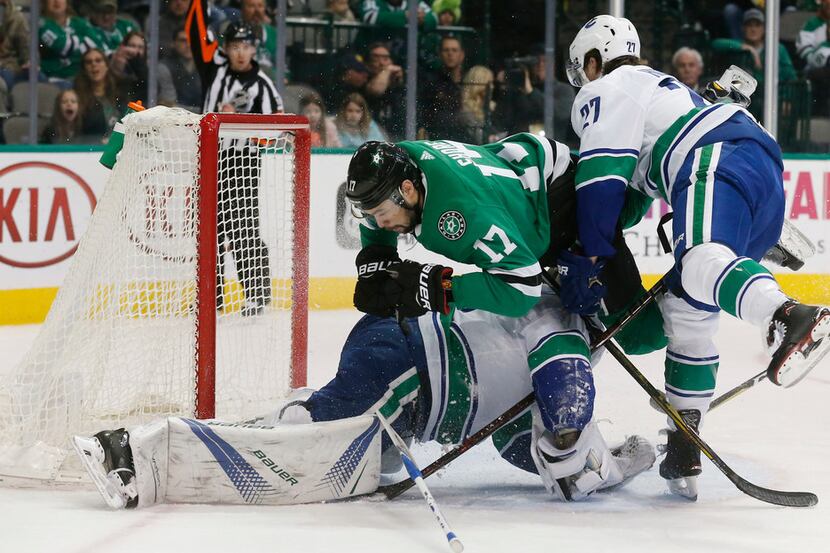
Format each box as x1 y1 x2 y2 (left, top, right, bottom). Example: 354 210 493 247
1 148 829 324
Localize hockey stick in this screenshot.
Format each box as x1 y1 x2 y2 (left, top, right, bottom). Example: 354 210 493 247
376 412 464 553
378 272 670 500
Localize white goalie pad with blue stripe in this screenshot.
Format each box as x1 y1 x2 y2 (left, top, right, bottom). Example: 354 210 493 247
129 415 381 507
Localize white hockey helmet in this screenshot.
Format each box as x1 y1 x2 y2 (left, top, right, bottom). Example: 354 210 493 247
567 15 641 87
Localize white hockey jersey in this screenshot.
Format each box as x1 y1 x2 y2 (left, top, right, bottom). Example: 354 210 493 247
416 288 593 445
570 64 772 257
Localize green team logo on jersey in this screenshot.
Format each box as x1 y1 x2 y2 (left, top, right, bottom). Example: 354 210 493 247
438 211 466 240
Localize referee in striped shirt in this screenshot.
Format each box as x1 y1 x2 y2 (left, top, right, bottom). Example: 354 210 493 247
186 0 284 315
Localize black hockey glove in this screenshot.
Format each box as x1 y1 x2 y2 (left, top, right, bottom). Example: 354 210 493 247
555 250 607 315
353 245 401 317
386 260 454 318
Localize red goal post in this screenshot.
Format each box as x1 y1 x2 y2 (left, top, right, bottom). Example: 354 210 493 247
196 113 311 419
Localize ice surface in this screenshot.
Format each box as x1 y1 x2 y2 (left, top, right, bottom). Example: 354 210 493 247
1 311 829 553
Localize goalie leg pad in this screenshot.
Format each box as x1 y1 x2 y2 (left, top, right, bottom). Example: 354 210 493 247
162 415 380 506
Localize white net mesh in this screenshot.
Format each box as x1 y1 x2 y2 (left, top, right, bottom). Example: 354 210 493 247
0 107 306 483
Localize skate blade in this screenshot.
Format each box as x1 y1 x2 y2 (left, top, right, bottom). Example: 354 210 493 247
775 312 830 388
71 436 128 509
666 476 698 501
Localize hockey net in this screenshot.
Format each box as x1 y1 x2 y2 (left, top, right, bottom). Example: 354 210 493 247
0 107 310 484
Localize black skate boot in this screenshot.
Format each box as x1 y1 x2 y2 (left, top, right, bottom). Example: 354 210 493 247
766 301 830 387
72 428 138 509
659 409 702 501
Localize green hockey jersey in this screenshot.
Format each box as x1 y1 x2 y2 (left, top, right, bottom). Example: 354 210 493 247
39 16 102 79
359 134 572 317
93 19 139 55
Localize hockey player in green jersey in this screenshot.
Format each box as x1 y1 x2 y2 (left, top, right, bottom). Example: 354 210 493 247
345 136 663 348
560 15 830 500
348 135 572 318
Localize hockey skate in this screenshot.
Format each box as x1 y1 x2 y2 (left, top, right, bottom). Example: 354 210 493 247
599 435 657 493
766 301 830 388
659 409 702 501
71 429 138 509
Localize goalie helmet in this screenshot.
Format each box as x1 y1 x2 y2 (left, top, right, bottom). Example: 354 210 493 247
567 15 641 87
346 141 420 211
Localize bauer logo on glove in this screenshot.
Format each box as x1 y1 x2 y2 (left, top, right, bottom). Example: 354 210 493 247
387 260 453 317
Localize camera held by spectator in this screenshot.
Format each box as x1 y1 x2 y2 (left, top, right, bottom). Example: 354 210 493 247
503 55 537 92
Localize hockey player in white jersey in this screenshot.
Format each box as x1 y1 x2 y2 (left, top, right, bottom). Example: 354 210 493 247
72 289 656 509
557 15 830 500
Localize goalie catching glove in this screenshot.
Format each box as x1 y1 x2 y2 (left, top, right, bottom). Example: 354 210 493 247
386 260 453 318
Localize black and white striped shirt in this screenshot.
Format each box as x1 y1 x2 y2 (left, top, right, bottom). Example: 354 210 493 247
201 58 284 115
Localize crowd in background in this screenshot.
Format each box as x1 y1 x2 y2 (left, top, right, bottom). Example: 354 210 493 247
0 0 828 149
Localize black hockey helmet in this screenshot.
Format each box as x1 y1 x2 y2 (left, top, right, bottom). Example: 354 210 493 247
224 23 257 45
346 141 420 212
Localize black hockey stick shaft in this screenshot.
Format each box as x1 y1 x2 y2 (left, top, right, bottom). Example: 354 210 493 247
709 369 768 410
605 336 816 507
378 273 670 500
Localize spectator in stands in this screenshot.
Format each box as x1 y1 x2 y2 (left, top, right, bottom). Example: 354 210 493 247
87 0 138 56
796 0 830 116
325 0 356 21
110 30 177 106
355 0 437 60
530 48 575 143
431 0 461 26
457 65 494 144
161 27 202 112
40 0 102 85
419 35 464 140
672 46 705 93
358 0 437 30
40 89 85 144
300 91 341 147
335 92 386 148
491 49 575 145
74 48 127 140
327 52 370 114
723 1 754 40
0 0 30 90
152 0 191 58
711 8 796 86
363 42 405 139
